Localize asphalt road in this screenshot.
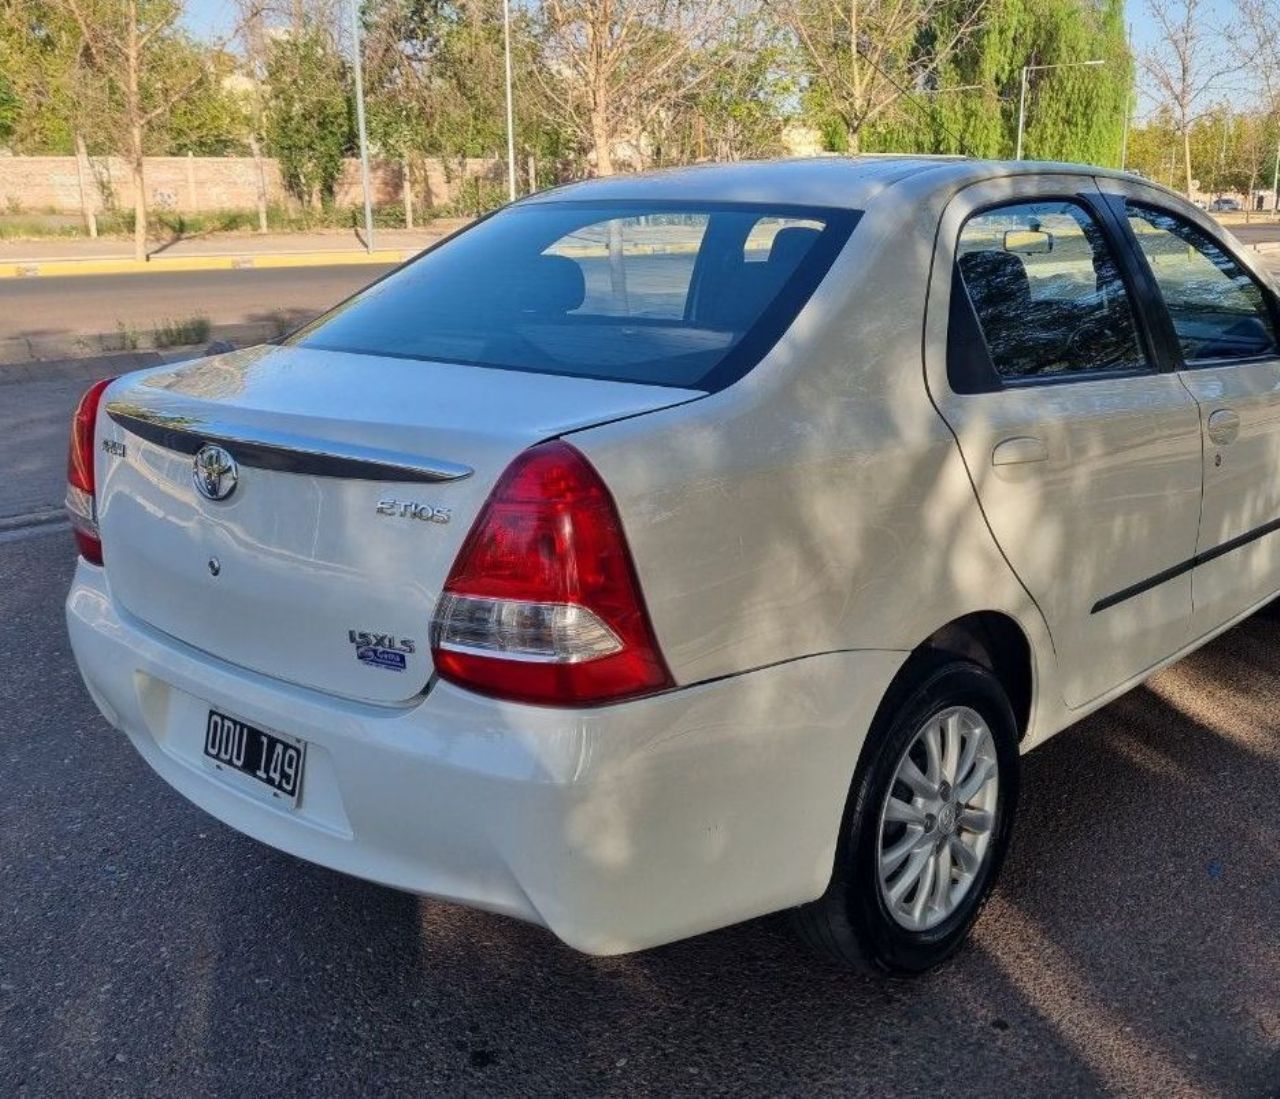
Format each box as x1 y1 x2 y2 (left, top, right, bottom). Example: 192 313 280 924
4 355 1280 1095
4 525 1280 1097
0 265 393 343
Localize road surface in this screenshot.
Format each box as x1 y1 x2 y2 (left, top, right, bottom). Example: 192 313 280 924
1 354 1279 1096
0 265 394 344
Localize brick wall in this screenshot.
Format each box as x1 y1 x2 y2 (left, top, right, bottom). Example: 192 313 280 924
0 154 502 215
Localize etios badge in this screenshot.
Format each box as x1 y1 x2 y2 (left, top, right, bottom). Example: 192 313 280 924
193 444 239 501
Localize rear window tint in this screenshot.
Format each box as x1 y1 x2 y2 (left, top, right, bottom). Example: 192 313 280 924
288 201 858 391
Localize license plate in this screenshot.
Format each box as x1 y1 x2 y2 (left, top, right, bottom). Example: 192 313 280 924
202 709 305 806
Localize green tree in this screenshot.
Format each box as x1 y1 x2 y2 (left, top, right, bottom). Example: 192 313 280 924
783 0 990 154
263 28 351 209
51 0 255 258
0 70 18 145
673 18 791 163
0 0 81 153
797 0 1131 165
154 42 250 155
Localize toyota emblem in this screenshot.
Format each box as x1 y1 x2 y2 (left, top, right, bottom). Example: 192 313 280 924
193 444 239 502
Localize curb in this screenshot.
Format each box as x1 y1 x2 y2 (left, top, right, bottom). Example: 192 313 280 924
0 247 418 280
0 508 66 533
0 319 289 369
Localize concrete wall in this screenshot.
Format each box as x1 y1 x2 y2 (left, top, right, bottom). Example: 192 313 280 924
0 155 502 215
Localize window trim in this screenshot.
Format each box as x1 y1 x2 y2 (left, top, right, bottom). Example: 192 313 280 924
947 192 1161 393
1118 198 1280 371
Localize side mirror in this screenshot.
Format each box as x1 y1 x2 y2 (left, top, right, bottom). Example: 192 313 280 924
1004 229 1054 255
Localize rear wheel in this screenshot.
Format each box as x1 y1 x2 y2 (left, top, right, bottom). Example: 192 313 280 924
792 658 1019 974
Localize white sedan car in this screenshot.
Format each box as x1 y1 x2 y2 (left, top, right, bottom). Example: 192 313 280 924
66 157 1280 974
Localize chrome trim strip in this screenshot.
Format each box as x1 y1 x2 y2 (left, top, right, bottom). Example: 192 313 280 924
106 405 473 484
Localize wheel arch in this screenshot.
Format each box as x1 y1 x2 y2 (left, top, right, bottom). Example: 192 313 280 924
883 612 1034 743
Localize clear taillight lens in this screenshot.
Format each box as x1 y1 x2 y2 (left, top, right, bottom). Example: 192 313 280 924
430 441 672 706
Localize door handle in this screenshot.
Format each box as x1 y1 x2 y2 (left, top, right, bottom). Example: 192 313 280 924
991 436 1048 467
1207 408 1241 445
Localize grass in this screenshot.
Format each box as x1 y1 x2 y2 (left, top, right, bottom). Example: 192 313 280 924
112 322 141 351
153 315 212 348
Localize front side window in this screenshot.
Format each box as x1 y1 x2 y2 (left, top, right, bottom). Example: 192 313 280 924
1125 203 1278 363
955 199 1146 381
289 202 856 392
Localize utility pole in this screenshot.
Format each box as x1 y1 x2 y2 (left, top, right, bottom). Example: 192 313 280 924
1120 23 1133 171
1217 104 1231 198
1121 86 1132 170
349 0 375 252
1016 67 1029 160
502 0 517 202
1272 138 1279 215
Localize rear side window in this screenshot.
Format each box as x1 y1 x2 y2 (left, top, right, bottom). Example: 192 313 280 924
954 199 1146 382
1125 203 1278 363
289 201 857 392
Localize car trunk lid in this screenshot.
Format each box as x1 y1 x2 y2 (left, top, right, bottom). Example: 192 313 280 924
96 345 700 704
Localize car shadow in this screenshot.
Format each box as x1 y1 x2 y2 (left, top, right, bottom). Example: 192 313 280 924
144 613 1278 1095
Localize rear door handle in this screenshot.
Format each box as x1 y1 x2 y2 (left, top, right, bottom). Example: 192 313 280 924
1207 408 1240 445
991 436 1048 466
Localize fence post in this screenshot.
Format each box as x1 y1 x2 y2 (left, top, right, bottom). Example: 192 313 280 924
248 135 269 234
185 150 199 213
402 159 414 230
74 134 98 239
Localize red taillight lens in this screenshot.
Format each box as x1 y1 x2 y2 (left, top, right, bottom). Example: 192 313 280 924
431 440 673 706
66 377 115 565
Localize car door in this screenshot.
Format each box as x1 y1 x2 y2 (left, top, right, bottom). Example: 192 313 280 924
925 175 1204 708
1107 185 1280 633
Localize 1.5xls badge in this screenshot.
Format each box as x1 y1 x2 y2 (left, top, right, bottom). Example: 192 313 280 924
348 630 416 673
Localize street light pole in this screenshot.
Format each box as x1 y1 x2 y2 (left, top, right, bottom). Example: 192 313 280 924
502 0 517 202
1016 66 1029 161
1120 86 1132 170
1015 59 1106 161
349 0 374 253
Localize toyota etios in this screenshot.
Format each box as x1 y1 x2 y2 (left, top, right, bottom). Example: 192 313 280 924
66 158 1280 973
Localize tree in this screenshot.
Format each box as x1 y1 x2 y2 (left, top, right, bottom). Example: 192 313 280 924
1140 0 1239 197
665 13 790 163
0 0 82 153
535 0 743 176
0 70 17 146
1236 0 1280 212
263 27 351 209
160 42 250 155
365 0 522 164
781 0 990 154
50 0 257 259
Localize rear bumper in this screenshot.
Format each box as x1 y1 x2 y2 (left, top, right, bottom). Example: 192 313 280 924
67 560 904 954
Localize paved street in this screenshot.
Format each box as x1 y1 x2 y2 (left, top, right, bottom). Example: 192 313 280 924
3 518 1280 1096
0 265 393 346
1 348 1280 1096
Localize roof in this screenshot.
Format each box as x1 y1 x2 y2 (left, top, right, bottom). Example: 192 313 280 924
520 156 1164 210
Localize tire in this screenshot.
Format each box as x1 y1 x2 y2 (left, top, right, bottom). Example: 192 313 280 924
791 656 1019 975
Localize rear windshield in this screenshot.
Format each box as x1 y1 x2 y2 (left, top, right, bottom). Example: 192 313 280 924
288 200 858 391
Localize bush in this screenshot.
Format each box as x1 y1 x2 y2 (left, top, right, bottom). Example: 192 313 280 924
153 315 212 348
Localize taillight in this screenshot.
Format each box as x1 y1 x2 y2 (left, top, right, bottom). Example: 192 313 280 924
431 440 672 706
66 377 115 565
